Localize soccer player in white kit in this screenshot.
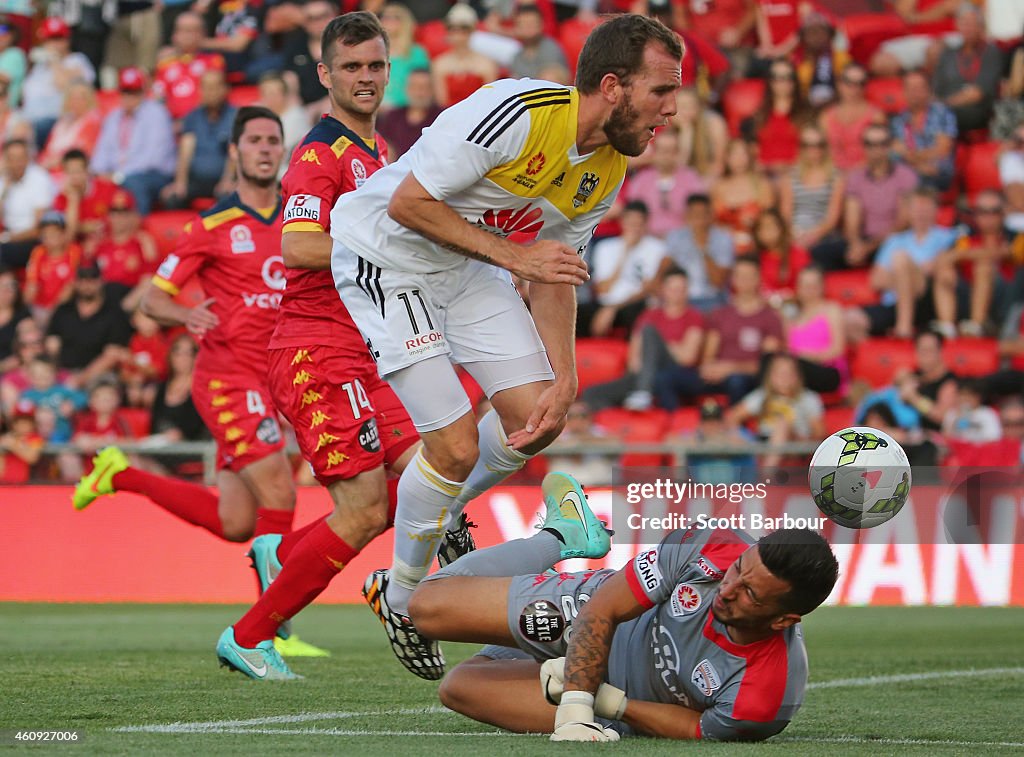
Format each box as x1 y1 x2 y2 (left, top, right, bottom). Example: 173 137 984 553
408 479 839 743
329 14 685 678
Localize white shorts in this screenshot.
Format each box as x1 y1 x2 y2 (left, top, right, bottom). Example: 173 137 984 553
332 241 553 410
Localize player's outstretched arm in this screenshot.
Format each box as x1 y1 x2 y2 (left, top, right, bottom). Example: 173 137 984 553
281 229 333 271
387 173 589 286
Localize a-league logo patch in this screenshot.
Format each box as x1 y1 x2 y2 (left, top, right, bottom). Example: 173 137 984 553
230 224 255 254
518 599 565 643
351 158 368 188
256 417 281 445
156 253 180 279
669 583 702 617
691 659 721 696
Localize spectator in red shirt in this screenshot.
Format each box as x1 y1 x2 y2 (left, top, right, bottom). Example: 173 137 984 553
655 256 784 407
432 4 499 107
680 0 757 72
819 63 885 172
53 149 119 254
153 11 227 121
752 207 809 303
0 401 43 483
582 268 706 412
742 58 811 174
37 82 102 175
753 0 809 65
73 380 131 453
24 211 81 322
92 188 159 309
121 308 170 407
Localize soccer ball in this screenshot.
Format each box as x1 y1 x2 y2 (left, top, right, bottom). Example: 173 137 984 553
808 426 912 529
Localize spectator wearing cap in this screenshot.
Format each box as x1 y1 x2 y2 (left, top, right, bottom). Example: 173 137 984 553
24 210 81 322
932 3 1003 134
45 262 133 387
0 18 26 107
377 68 442 160
891 70 957 192
160 68 236 209
91 67 176 216
21 18 96 150
152 11 226 121
432 4 499 107
794 11 849 108
676 398 758 485
93 188 159 310
37 82 101 175
53 149 120 254
0 138 57 268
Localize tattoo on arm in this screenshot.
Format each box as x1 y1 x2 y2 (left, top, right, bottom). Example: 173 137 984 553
563 613 615 694
439 241 494 265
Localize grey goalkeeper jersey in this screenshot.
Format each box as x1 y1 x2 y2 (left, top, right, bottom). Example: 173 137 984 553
608 527 808 740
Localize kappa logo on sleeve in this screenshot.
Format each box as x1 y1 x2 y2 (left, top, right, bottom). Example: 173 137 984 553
284 194 321 223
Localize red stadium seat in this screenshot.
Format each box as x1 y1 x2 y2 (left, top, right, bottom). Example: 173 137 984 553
415 20 450 58
961 142 1002 202
851 337 916 388
143 210 194 257
864 77 905 115
823 405 855 434
936 205 958 227
667 407 700 435
841 13 908 64
593 408 669 467
944 438 1022 467
558 16 598 77
227 85 260 108
943 337 999 377
576 338 628 391
824 269 878 307
722 78 765 137
117 408 152 439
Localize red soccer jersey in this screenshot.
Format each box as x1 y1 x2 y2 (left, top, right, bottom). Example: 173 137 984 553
53 178 120 235
268 115 388 355
94 235 156 287
152 193 284 374
153 52 227 120
25 244 82 308
758 0 800 47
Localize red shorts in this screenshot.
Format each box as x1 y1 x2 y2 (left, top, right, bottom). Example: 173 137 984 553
192 366 286 472
267 345 418 486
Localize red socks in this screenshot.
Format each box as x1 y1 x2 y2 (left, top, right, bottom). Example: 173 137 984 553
233 520 358 646
254 507 294 537
113 467 225 539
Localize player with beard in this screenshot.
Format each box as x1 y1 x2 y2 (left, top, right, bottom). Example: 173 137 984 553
71 108 320 661
405 476 839 742
215 12 471 680
327 13 684 681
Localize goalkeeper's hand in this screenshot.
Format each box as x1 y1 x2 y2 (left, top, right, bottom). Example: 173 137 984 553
540 657 628 720
550 691 620 742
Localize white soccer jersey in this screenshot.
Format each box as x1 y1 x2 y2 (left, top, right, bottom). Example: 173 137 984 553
329 78 628 273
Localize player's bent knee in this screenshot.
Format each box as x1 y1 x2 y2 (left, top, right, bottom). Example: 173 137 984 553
437 659 489 715
220 521 254 543
407 585 443 637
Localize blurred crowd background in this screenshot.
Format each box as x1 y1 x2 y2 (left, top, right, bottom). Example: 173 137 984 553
1 0 1024 485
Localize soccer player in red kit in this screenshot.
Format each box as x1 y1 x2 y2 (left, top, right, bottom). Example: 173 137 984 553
72 109 299 564
216 12 454 680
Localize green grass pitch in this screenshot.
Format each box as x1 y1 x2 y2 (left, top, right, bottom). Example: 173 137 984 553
2 603 1022 756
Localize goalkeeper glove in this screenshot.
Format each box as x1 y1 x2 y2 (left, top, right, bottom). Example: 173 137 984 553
550 691 620 742
540 657 628 720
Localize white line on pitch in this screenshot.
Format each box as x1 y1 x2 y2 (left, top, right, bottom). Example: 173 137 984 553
113 706 450 733
808 666 1024 689
781 736 1024 748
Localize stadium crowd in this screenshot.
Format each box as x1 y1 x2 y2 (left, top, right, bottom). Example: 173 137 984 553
2 0 1024 483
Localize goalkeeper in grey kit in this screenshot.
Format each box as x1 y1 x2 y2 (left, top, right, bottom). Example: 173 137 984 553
409 473 839 742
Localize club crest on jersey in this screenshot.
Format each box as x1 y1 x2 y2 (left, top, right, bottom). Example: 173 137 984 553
669 583 702 617
230 224 255 254
572 172 600 208
691 659 721 696
351 158 368 187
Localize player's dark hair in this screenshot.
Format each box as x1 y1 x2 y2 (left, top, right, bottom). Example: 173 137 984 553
516 4 543 19
575 14 683 95
863 401 898 428
686 192 711 208
321 10 389 69
623 199 648 217
733 254 760 270
62 148 88 165
916 327 944 348
662 264 687 279
2 137 28 152
231 106 283 145
757 529 839 616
